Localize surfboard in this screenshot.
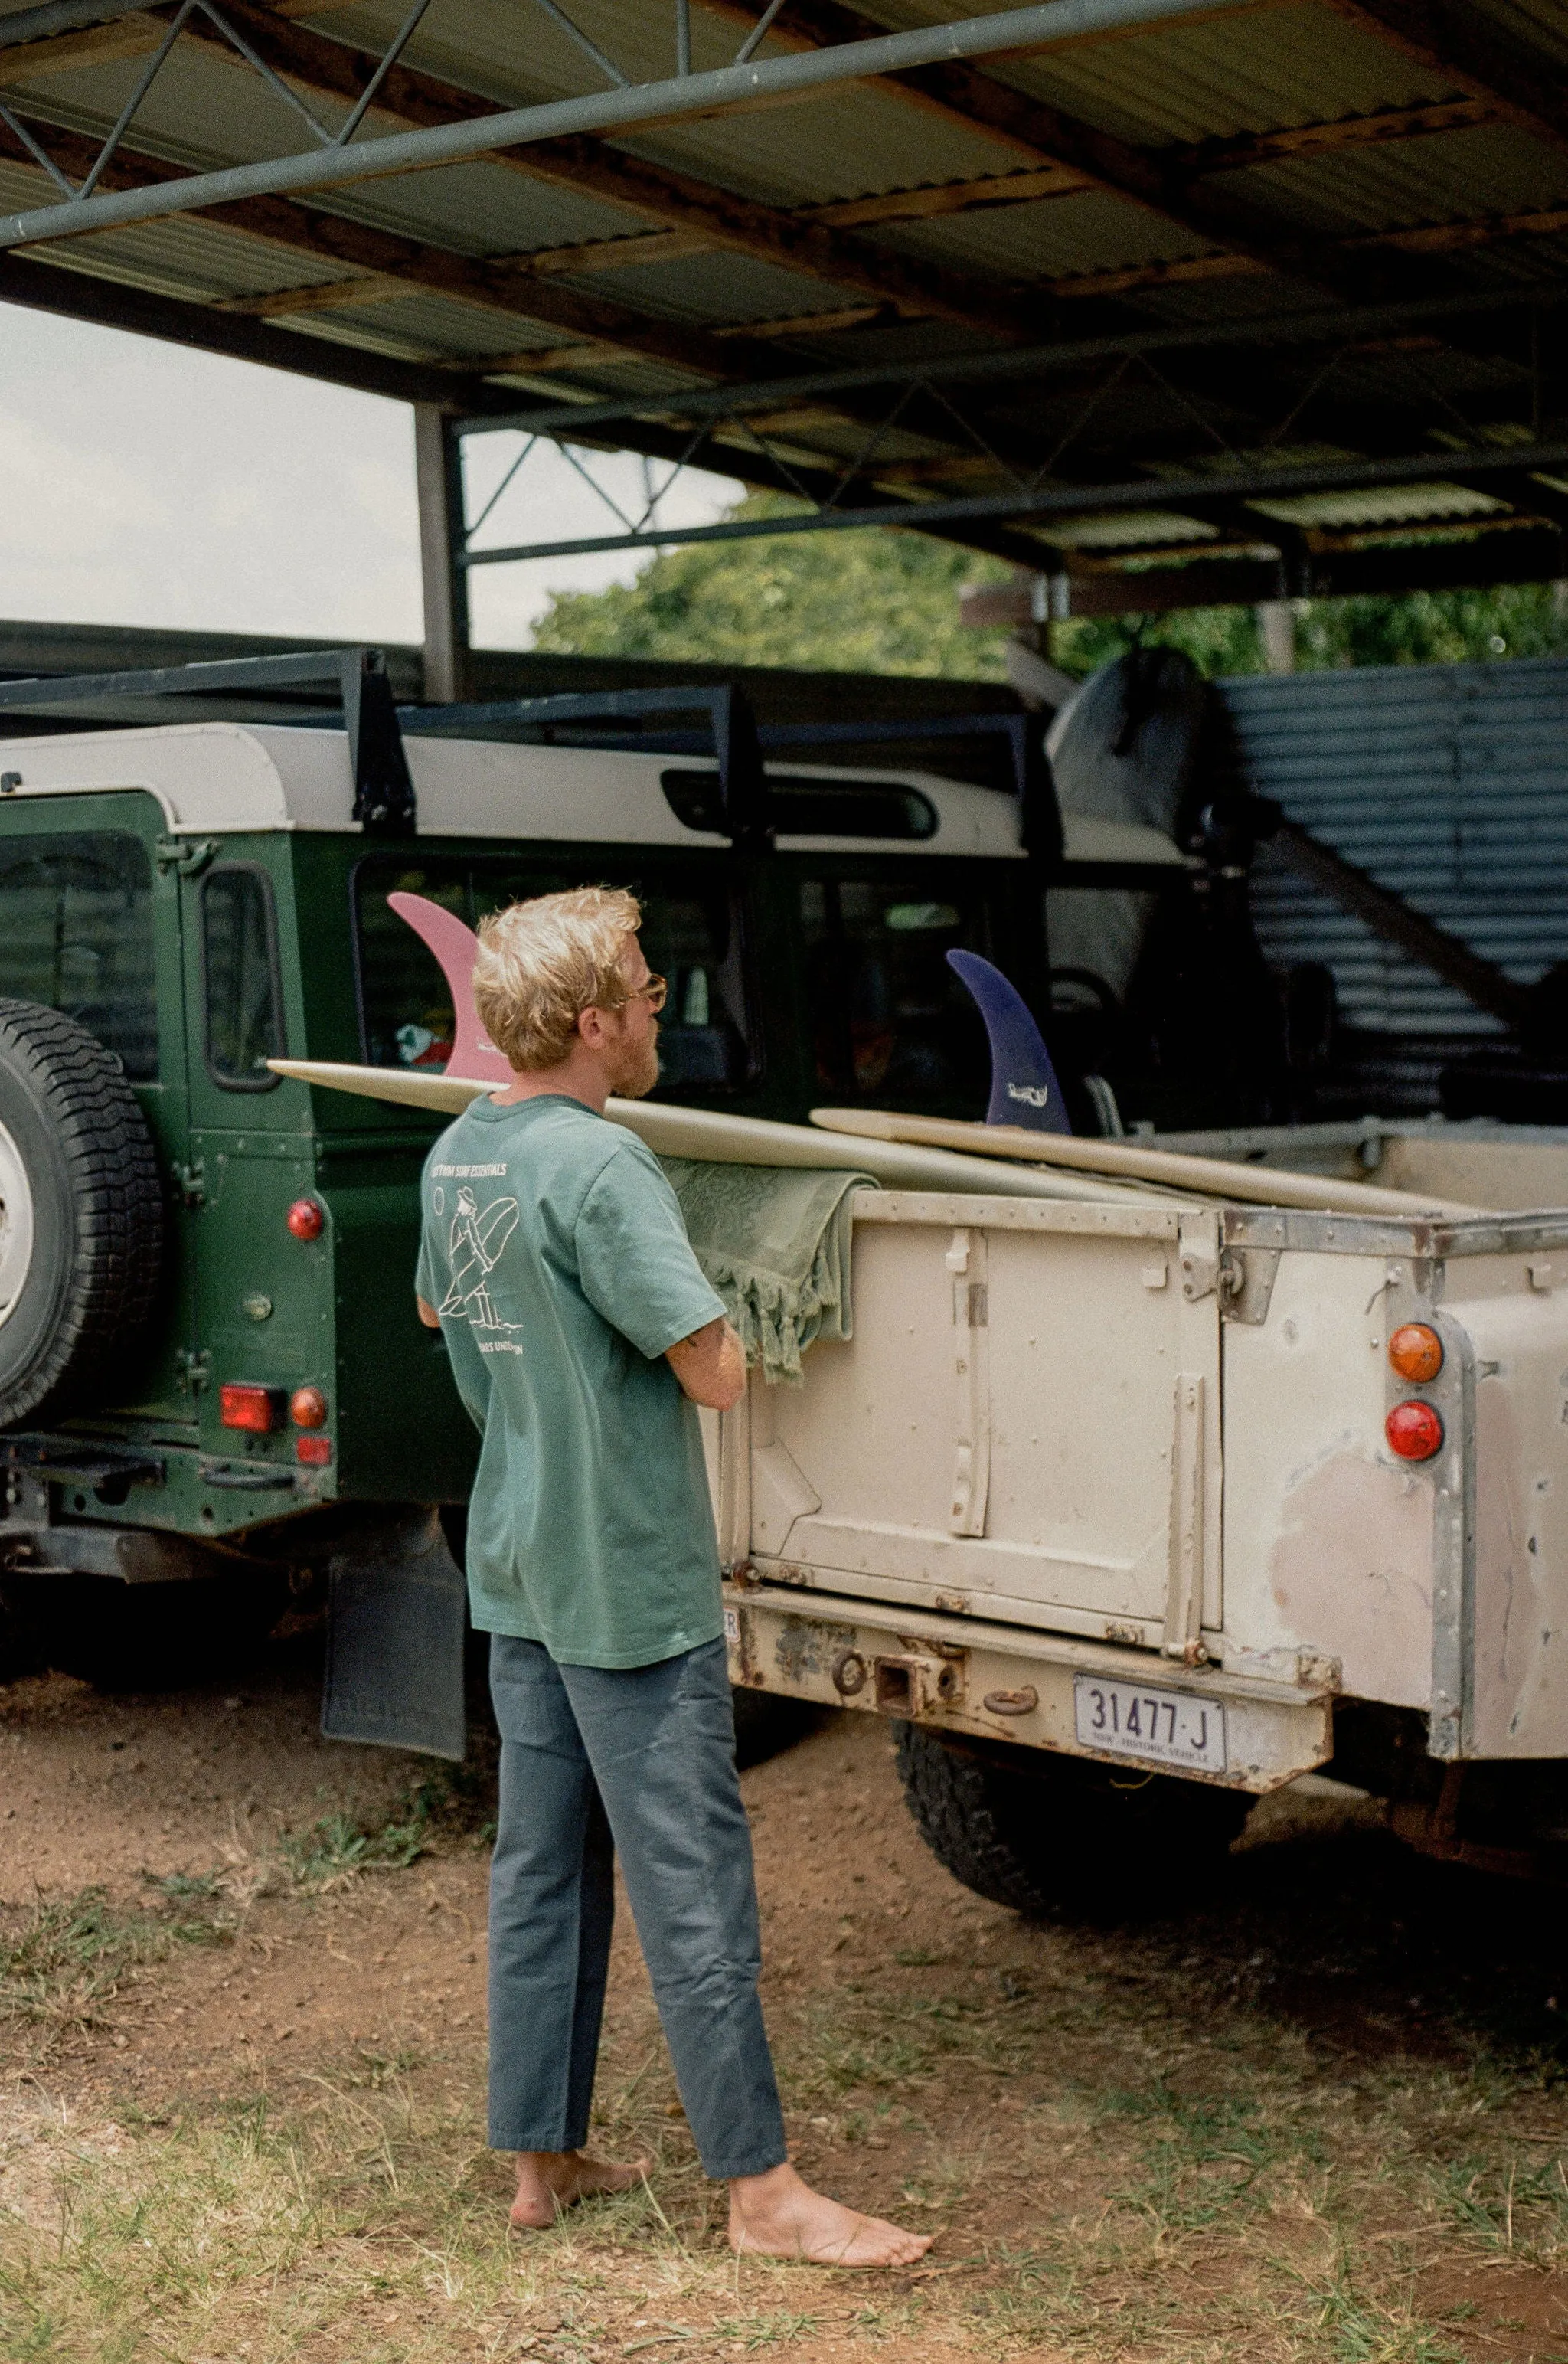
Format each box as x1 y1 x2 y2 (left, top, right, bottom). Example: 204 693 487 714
807 1105 1483 1218
266 1059 1164 1205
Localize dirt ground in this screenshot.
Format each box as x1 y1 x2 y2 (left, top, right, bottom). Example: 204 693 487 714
2 1633 1566 2364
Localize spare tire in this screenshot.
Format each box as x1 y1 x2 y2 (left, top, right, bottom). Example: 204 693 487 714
0 999 164 1427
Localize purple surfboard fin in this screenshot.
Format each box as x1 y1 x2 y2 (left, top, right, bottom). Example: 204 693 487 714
387 891 511 1084
946 949 1072 1134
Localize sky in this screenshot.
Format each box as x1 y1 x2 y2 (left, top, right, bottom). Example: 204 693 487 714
0 301 740 650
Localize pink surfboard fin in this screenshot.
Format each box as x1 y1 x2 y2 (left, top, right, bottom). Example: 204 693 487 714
387 891 511 1084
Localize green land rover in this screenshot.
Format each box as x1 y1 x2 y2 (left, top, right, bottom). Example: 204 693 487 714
0 652 1156 1754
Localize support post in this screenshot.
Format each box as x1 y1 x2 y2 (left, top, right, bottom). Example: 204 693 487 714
414 405 470 705
1256 601 1296 672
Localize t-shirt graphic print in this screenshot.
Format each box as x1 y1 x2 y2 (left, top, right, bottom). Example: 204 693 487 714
436 1180 523 1345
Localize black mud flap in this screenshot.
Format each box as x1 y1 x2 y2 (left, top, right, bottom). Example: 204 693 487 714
322 1509 466 1761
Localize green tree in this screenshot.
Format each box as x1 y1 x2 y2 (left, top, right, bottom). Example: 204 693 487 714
528 492 1568 682
530 493 1015 678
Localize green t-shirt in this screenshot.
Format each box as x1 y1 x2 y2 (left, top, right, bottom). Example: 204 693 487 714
414 1094 728 1667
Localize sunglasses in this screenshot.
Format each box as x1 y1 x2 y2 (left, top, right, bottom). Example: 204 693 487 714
606 972 667 1014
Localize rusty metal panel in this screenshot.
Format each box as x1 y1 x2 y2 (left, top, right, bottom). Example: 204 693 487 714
723 1580 1333 1790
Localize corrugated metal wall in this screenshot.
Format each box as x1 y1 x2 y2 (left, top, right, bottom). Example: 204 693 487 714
1219 658 1568 1047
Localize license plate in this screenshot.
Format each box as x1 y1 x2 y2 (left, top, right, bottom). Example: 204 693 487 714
1073 1672 1227 1773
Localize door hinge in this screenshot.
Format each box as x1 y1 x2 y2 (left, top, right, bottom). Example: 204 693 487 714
172 1159 206 1208
1181 1247 1259 1315
176 1349 212 1395
155 835 220 878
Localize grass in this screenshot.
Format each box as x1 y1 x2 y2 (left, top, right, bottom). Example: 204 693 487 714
4 1729 1567 2362
3 1929 1565 2363
279 1751 499 1895
1432 2150 1568 2265
0 1886 230 2045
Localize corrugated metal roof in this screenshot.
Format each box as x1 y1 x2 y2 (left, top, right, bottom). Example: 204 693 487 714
2 0 1566 596
1223 659 1568 1039
1225 125 1568 237
1248 483 1508 527
982 1 1461 145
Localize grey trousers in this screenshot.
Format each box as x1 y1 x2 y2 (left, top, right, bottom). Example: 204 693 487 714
486 1633 789 2182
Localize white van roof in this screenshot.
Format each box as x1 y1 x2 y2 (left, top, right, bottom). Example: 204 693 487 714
0 720 1189 868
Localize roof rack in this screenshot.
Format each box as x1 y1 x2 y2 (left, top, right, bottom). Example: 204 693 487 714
0 652 1058 858
0 647 415 832
400 683 767 849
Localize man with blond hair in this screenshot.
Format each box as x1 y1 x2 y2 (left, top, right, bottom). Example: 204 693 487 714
416 886 929 2268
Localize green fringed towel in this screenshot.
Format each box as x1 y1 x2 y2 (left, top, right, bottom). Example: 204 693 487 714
659 1159 878 1385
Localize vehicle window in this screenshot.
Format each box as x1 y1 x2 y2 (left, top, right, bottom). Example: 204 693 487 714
662 769 936 839
354 858 757 1094
0 829 157 1078
202 865 284 1088
799 876 995 1110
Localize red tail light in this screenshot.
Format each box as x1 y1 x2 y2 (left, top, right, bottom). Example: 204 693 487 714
296 1435 332 1467
286 1198 325 1241
220 1382 285 1434
1387 1400 1443 1461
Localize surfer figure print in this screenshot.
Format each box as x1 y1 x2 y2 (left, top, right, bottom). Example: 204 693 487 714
439 1184 523 1334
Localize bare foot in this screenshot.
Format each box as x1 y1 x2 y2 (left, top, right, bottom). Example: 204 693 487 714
728 2162 933 2268
509 2148 650 2231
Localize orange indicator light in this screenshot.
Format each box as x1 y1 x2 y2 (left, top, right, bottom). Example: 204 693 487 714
1388 1323 1443 1383
290 1385 328 1430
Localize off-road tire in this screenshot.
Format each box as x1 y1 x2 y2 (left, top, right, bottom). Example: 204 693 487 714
0 999 164 1428
894 1721 1252 1918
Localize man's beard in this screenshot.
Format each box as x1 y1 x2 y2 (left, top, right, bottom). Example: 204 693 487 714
607 1023 660 1100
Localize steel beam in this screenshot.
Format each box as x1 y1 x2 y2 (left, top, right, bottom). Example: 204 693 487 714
0 0 1260 249
458 438 1568 568
414 404 471 705
461 287 1558 443
166 0 1076 352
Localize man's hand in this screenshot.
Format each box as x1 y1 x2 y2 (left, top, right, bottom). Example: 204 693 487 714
667 1316 746 1410
416 1295 442 1329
